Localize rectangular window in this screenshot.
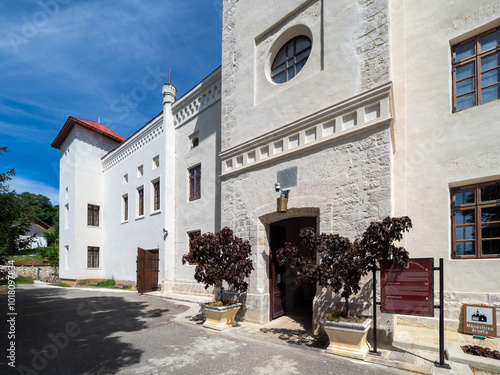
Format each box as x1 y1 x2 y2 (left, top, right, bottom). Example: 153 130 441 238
451 181 500 258
452 27 500 112
138 187 144 216
153 155 159 169
153 181 160 211
189 165 201 201
87 204 99 226
123 195 128 221
188 231 201 264
87 247 99 268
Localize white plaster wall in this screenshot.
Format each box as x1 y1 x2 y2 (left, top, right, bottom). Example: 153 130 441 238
391 1 500 328
102 115 166 284
59 126 121 281
169 95 221 295
58 129 77 280
222 0 390 150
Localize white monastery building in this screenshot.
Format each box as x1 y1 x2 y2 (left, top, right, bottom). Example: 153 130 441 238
52 0 500 339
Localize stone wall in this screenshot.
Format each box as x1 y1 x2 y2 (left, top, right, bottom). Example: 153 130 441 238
16 265 59 283
221 0 240 151
357 0 390 91
220 125 393 327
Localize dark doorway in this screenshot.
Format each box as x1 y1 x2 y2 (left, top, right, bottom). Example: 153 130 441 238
269 217 317 322
136 248 159 293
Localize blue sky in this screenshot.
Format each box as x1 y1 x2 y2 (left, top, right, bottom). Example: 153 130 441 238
0 0 222 206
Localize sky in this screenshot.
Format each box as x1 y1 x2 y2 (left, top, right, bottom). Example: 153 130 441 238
0 0 223 206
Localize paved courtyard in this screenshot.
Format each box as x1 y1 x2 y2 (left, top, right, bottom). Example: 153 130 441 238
0 284 413 375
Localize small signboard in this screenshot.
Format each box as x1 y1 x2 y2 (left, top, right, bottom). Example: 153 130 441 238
463 304 497 337
381 258 434 317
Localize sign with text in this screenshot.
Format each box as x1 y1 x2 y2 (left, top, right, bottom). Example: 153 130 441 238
381 258 434 317
463 304 497 337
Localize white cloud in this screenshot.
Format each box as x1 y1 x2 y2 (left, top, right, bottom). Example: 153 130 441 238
8 176 59 206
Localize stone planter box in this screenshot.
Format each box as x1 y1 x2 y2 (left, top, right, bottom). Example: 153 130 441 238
320 318 372 361
200 303 242 331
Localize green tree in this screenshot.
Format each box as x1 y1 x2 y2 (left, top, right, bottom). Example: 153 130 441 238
0 146 34 263
0 146 15 193
18 192 58 227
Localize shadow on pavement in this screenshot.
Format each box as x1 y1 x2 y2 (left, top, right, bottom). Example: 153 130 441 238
0 285 176 375
259 328 329 348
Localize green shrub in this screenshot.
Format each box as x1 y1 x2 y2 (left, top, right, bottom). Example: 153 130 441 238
96 278 115 288
37 246 59 266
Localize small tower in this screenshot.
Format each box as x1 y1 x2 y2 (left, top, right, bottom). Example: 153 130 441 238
162 70 177 105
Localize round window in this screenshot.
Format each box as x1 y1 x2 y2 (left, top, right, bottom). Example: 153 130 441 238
271 36 312 84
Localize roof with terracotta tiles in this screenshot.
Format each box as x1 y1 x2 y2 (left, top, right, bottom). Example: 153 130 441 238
51 116 125 149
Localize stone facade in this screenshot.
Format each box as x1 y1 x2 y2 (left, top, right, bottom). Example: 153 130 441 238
357 0 390 91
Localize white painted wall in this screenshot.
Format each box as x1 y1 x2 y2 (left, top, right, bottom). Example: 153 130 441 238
391 0 500 328
58 126 121 281
164 69 222 294
102 114 166 284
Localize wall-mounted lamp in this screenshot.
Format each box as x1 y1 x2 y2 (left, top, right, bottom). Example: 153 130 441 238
163 228 168 237
275 184 290 213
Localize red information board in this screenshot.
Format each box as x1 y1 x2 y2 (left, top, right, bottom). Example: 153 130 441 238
381 258 434 317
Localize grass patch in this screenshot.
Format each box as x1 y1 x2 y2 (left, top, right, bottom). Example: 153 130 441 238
9 254 49 266
16 276 34 284
96 278 116 288
50 282 71 288
79 278 119 289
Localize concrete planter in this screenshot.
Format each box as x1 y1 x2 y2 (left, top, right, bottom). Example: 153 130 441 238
200 303 242 331
320 318 372 361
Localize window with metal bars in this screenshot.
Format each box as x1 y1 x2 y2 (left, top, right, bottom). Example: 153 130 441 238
452 27 500 112
271 36 312 84
87 204 99 226
87 247 99 268
451 181 500 258
189 165 201 201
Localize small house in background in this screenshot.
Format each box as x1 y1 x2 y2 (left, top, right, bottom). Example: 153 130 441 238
18 221 49 250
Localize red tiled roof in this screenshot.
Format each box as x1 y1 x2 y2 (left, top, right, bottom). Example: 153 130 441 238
51 116 125 149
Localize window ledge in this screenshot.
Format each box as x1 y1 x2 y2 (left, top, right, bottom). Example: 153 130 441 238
121 220 128 225
150 210 161 216
86 268 101 270
135 216 145 221
86 226 101 229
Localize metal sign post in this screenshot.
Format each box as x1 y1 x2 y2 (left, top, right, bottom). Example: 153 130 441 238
372 258 450 369
435 258 451 369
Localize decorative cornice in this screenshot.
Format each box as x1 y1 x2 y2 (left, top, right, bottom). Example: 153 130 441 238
172 67 221 128
102 116 164 172
220 82 393 177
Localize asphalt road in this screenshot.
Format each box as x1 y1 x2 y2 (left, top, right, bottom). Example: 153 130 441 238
0 284 409 375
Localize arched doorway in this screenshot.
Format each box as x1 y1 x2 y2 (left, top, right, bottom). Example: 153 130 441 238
269 217 317 323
